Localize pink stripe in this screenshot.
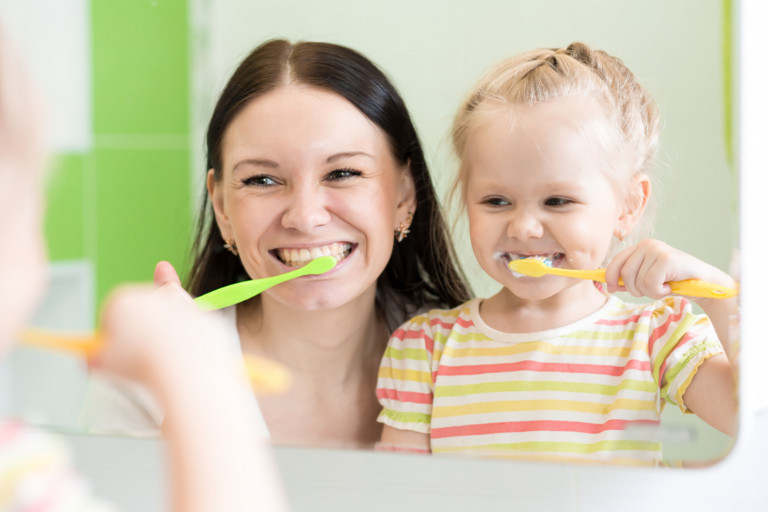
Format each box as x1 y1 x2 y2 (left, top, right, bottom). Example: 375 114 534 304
658 331 696 381
0 421 22 444
595 311 652 326
432 419 661 439
438 359 650 377
429 315 473 330
393 327 434 355
648 308 685 355
377 388 433 404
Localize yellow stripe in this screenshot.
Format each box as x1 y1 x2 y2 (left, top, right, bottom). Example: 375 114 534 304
433 398 654 417
378 366 432 384
434 379 656 398
443 342 634 359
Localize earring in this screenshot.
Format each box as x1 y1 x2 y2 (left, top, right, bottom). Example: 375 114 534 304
223 239 239 256
394 211 414 243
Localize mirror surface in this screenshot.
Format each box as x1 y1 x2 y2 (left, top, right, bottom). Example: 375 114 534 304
0 0 737 466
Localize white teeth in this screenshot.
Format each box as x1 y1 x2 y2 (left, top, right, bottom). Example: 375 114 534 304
276 243 352 267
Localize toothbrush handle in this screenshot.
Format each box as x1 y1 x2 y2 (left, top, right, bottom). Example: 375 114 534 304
547 266 737 299
612 274 737 299
666 279 738 299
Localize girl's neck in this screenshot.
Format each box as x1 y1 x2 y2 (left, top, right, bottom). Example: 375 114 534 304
481 280 609 333
235 286 385 384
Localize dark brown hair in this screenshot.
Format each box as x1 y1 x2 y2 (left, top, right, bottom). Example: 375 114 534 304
187 39 470 329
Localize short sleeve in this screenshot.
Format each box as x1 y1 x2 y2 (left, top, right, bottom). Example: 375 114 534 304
647 297 724 412
376 314 437 434
0 422 118 512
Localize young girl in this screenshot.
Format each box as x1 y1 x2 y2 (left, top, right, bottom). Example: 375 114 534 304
0 25 286 511
376 42 738 465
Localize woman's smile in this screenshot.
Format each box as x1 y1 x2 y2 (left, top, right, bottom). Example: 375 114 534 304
271 242 354 268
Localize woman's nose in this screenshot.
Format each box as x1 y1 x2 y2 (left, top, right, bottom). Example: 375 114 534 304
506 208 544 240
280 187 332 233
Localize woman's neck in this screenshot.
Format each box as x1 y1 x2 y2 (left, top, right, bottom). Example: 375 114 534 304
235 285 384 383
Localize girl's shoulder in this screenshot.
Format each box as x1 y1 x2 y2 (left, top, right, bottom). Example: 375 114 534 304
394 298 478 334
606 294 698 326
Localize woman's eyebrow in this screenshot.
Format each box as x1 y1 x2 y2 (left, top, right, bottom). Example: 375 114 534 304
326 151 375 163
233 158 279 171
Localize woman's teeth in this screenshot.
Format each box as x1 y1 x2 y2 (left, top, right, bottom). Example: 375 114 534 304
275 243 351 268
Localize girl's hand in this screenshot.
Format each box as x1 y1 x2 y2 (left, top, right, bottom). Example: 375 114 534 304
93 284 229 391
604 239 736 302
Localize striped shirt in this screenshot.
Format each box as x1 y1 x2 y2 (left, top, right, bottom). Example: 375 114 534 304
0 421 116 511
376 295 723 465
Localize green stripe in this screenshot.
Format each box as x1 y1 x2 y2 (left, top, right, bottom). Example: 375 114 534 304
438 439 660 454
379 408 431 425
660 339 722 400
651 313 698 385
384 346 429 362
434 379 656 397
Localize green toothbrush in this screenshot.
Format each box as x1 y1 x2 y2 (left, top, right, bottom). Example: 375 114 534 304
194 256 338 311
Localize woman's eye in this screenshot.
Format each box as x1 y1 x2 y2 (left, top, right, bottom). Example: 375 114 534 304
545 197 572 207
242 175 278 187
483 196 510 207
326 168 362 182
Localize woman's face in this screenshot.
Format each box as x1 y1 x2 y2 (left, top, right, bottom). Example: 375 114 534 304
209 85 416 311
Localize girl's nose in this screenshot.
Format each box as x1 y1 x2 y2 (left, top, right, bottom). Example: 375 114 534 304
280 187 332 233
506 208 544 240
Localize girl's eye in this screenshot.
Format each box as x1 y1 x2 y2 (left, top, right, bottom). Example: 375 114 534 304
545 197 573 207
242 175 279 187
483 196 510 207
326 168 362 182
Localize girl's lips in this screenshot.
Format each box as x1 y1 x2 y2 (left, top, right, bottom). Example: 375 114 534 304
271 242 355 268
497 252 566 276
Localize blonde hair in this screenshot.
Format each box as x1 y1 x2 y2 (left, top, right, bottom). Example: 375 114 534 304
450 42 660 242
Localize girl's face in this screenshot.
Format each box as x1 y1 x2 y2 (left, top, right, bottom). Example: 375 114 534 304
209 85 415 312
463 97 638 302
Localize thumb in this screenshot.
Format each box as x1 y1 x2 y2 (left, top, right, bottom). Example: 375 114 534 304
154 261 182 288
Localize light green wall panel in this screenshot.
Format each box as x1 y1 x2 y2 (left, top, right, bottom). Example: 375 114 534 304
93 147 191 302
91 0 190 135
44 154 87 261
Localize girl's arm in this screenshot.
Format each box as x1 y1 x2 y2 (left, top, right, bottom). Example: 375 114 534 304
96 285 288 512
605 239 738 435
379 424 431 453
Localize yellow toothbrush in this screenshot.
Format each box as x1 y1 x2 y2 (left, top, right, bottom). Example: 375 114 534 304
18 328 291 394
507 258 738 299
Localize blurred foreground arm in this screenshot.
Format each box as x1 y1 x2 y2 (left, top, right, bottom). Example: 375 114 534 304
97 285 288 512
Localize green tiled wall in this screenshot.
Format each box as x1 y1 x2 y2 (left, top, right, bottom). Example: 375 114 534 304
44 0 192 315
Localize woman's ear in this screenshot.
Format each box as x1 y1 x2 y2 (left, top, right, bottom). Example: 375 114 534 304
207 169 232 240
618 173 651 233
396 162 418 219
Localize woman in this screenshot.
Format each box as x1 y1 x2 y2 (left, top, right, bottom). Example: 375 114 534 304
82 39 470 448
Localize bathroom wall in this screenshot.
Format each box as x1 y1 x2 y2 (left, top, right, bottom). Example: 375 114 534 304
0 0 193 425
39 0 193 314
